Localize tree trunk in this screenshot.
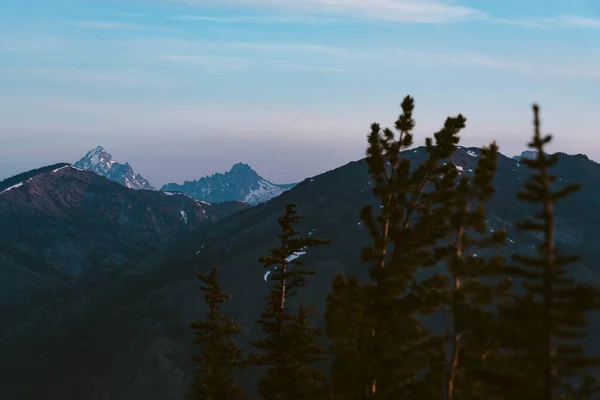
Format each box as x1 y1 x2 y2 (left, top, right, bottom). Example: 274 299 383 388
280 262 287 312
543 170 556 400
445 214 466 400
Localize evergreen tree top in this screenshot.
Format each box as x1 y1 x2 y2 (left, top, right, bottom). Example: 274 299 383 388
197 267 231 311
189 266 245 400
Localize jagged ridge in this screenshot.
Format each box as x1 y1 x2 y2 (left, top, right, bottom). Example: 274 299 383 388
161 162 296 206
75 146 155 190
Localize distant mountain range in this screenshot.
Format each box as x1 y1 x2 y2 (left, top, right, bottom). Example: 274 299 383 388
75 146 296 205
75 146 155 190
161 162 297 205
4 141 600 400
4 145 600 399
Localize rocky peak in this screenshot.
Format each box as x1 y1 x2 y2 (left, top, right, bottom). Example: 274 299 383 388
512 150 546 162
228 162 260 180
160 162 296 205
74 146 154 191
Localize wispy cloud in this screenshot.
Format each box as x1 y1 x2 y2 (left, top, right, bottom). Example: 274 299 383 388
399 50 600 79
169 0 486 23
489 18 549 29
155 55 251 73
114 12 148 18
169 14 338 24
8 67 177 87
552 15 600 28
491 15 600 29
0 37 70 52
277 64 345 73
0 34 354 60
409 51 535 73
546 65 600 79
122 37 360 58
154 56 345 73
62 20 148 30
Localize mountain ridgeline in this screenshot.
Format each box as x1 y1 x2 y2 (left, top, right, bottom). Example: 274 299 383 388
0 163 249 345
161 162 297 205
1 98 600 400
75 146 296 205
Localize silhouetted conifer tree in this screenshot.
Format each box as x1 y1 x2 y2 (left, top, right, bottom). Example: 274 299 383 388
189 267 245 400
495 104 600 400
431 143 511 400
248 203 330 400
325 95 467 399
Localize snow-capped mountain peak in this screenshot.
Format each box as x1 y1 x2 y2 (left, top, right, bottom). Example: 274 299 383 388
161 163 296 206
77 146 115 170
74 146 155 190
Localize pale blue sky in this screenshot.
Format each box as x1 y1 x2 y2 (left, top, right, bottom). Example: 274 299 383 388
1 0 599 186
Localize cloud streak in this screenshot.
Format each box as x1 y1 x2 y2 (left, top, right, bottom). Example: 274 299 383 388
122 37 361 58
169 14 339 24
114 12 149 18
62 20 148 30
549 15 600 28
398 50 600 79
167 1 600 29
407 51 534 73
491 15 600 29
168 0 487 23
278 64 345 73
7 67 178 87
154 55 251 73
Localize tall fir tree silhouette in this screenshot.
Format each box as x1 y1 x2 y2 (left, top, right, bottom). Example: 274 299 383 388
325 95 467 399
189 267 245 400
248 203 330 400
431 143 511 400
497 104 600 400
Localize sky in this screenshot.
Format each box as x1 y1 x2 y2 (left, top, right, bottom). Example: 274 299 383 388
1 0 599 187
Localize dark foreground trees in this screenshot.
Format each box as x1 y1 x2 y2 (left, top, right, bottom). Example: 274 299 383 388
248 203 331 399
188 97 599 400
189 267 245 400
326 95 466 398
492 104 600 400
433 142 510 400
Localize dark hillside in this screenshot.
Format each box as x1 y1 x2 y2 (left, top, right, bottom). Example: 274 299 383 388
1 147 599 399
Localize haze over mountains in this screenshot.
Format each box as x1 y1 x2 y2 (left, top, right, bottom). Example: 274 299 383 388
2 144 600 399
74 146 296 205
72 145 546 207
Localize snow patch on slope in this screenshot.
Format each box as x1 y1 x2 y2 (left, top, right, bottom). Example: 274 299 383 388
0 182 23 194
264 247 308 282
161 163 294 206
244 179 289 205
52 165 69 173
